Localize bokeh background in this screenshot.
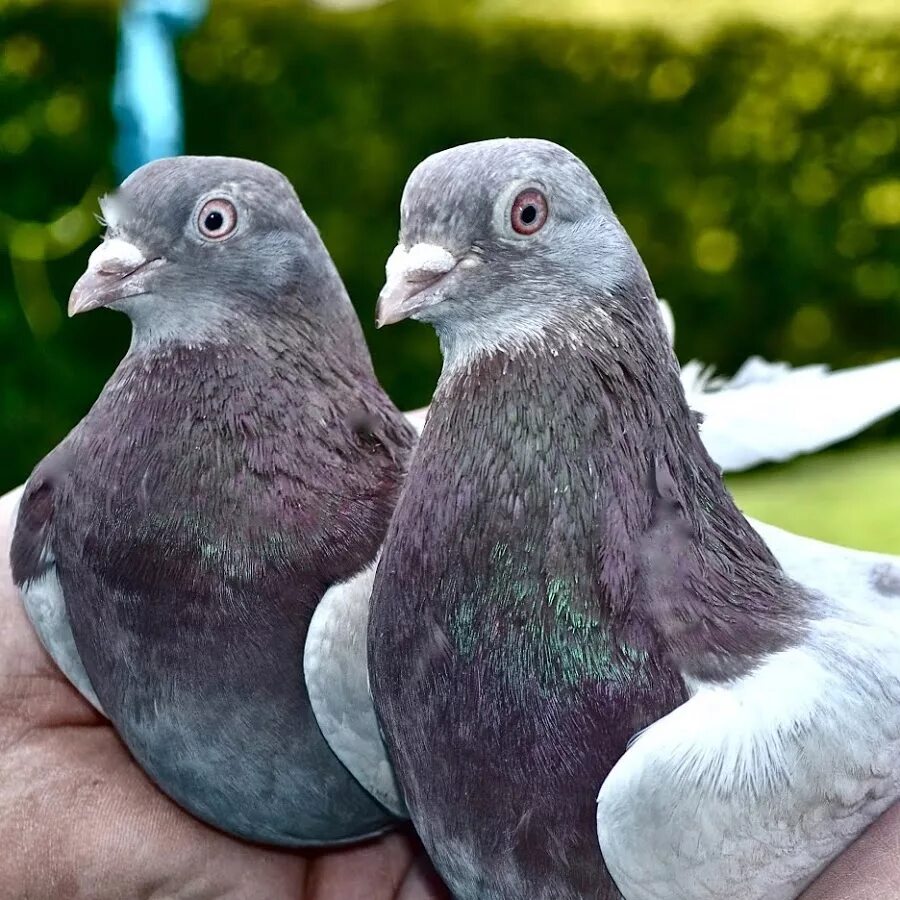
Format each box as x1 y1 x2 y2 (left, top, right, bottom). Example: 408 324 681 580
1 0 898 548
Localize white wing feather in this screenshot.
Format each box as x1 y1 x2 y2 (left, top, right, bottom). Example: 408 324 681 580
404 407 428 434
685 356 900 472
597 526 900 900
304 563 407 817
4 485 104 714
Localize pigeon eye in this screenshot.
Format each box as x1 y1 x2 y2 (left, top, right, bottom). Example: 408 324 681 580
197 198 237 240
510 189 548 236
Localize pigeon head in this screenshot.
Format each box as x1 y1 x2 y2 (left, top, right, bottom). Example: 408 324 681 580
376 138 658 364
70 156 344 345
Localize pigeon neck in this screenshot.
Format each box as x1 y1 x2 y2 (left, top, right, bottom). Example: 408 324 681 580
434 306 566 376
424 308 804 682
124 288 380 389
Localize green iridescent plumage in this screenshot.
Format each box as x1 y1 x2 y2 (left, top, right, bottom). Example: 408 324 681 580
449 542 650 690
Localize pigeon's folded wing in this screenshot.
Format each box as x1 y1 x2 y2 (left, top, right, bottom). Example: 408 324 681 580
748 516 900 606
304 563 407 817
597 537 900 900
7 475 104 714
687 357 900 473
597 632 900 900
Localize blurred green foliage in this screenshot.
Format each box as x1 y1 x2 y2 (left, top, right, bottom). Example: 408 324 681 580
729 441 900 552
1 0 899 493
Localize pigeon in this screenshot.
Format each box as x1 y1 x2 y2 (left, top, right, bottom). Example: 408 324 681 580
366 137 900 900
403 300 900 473
10 156 416 846
309 517 900 832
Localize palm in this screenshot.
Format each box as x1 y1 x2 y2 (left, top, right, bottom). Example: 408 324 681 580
0 489 446 900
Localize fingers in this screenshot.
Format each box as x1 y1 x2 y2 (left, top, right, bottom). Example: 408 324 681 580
302 830 448 900
0 713 310 900
801 803 900 900
395 849 451 900
302 831 417 900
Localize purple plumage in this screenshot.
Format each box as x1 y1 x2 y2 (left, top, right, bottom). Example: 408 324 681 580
11 156 416 845
368 139 807 898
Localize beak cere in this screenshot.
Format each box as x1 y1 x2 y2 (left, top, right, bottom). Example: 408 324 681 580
68 238 163 317
375 243 460 328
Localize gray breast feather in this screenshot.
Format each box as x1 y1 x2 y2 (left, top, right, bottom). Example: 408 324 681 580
304 562 407 817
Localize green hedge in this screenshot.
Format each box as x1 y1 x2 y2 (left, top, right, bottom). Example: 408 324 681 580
1 0 899 490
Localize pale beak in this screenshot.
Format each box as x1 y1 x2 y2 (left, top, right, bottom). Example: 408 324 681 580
68 238 164 317
375 243 460 328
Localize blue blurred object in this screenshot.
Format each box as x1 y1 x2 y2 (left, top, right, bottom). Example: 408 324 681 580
113 0 209 181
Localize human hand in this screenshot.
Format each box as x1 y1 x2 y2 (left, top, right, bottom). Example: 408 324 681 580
0 487 448 900
800 803 900 900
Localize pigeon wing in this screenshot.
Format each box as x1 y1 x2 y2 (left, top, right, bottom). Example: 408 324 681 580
8 457 105 715
687 357 900 473
304 562 407 817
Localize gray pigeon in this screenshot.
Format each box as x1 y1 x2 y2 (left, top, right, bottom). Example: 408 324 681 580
366 138 900 900
10 156 416 846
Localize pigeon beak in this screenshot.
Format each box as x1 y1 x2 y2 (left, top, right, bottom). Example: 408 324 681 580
375 243 461 328
68 238 164 317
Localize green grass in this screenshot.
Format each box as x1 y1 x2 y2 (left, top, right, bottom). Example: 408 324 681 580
727 441 900 554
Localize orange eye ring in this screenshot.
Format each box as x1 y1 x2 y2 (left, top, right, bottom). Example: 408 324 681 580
511 190 548 235
197 198 238 240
